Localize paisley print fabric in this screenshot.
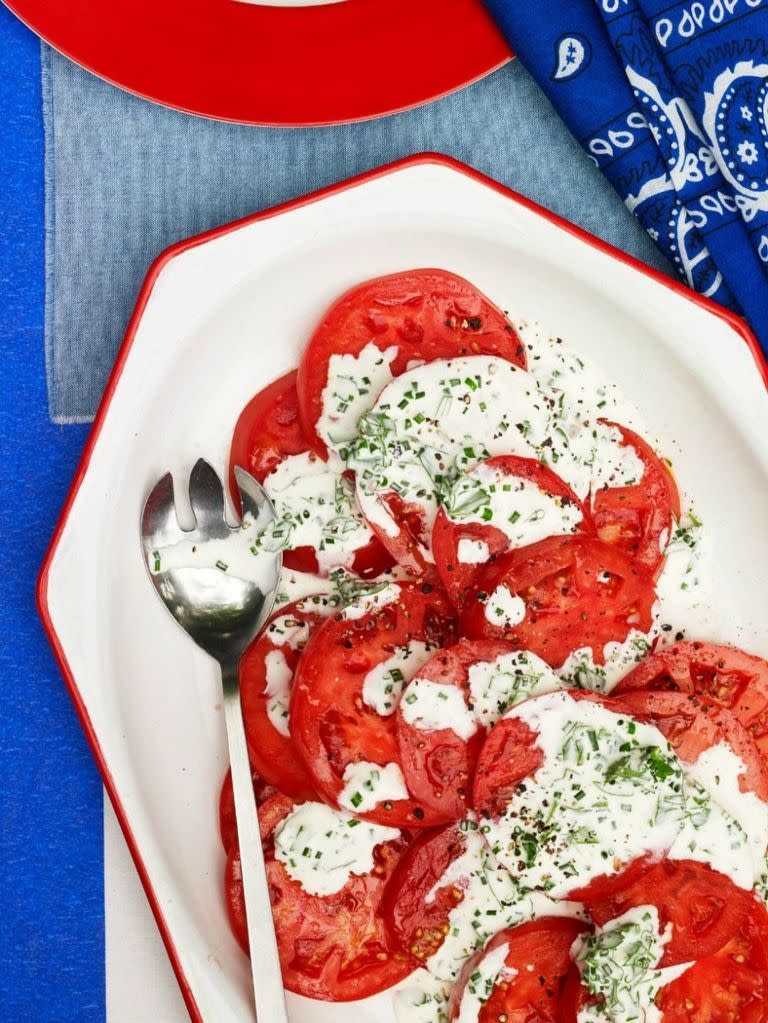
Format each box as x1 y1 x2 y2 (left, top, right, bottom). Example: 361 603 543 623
484 0 768 352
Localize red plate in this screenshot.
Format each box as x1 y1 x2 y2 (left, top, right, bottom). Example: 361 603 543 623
6 0 512 126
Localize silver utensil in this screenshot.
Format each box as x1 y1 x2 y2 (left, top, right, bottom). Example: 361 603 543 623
141 458 286 1023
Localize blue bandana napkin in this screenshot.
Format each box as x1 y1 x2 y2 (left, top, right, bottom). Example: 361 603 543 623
483 0 768 352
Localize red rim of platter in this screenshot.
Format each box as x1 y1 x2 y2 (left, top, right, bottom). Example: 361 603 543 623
6 0 513 126
37 153 768 1022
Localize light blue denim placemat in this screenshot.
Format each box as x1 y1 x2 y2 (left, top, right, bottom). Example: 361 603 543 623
42 47 672 424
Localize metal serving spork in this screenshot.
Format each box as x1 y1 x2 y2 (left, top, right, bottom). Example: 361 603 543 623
141 459 287 1023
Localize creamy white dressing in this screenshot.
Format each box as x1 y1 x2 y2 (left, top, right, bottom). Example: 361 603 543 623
444 458 583 549
454 942 514 1023
457 537 490 565
467 649 564 731
483 692 687 897
573 905 692 1023
150 512 280 594
263 649 292 738
342 582 401 620
317 342 399 455
557 624 660 694
258 451 374 574
393 971 449 1023
483 585 526 629
400 680 479 740
348 356 546 559
655 510 715 645
273 801 399 896
423 824 585 984
272 568 396 613
673 742 768 886
670 776 755 888
517 322 648 502
265 612 313 650
337 760 409 813
362 640 434 716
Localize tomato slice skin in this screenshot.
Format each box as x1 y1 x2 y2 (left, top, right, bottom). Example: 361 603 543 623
432 455 589 608
592 421 680 578
230 370 308 486
297 269 526 457
460 535 657 669
225 797 414 1001
240 597 334 801
218 769 280 852
290 579 458 827
229 371 393 578
448 918 588 1022
396 638 515 821
381 822 469 963
615 641 768 762
659 897 768 1023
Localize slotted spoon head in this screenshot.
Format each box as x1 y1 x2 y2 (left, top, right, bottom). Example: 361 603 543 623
140 459 282 666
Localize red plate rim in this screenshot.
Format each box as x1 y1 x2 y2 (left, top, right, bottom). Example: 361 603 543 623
5 0 513 126
37 153 768 1021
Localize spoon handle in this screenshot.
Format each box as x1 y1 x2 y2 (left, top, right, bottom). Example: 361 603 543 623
222 662 289 1023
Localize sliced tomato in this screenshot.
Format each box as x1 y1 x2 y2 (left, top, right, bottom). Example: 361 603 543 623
381 822 469 963
615 641 768 761
609 689 768 802
448 918 587 1022
373 490 434 578
460 535 657 669
224 796 413 1001
218 768 279 852
290 579 458 827
240 597 334 801
229 372 393 578
583 859 757 967
297 269 526 456
659 897 768 1022
591 422 680 577
230 370 308 486
471 714 543 821
432 455 589 607
396 638 512 820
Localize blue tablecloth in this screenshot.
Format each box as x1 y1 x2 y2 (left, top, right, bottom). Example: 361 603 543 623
0 9 100 1022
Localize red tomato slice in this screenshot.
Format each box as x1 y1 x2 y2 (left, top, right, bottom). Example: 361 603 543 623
609 689 768 802
224 796 414 1001
240 596 338 801
432 455 589 608
297 269 526 457
396 638 514 821
290 579 458 827
659 897 768 1023
448 918 587 1023
230 370 308 485
584 859 759 967
591 422 680 577
218 768 279 852
229 371 393 578
381 822 470 963
460 535 657 669
615 641 768 761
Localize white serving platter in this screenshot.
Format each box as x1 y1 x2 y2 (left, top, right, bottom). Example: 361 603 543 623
39 154 768 1023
